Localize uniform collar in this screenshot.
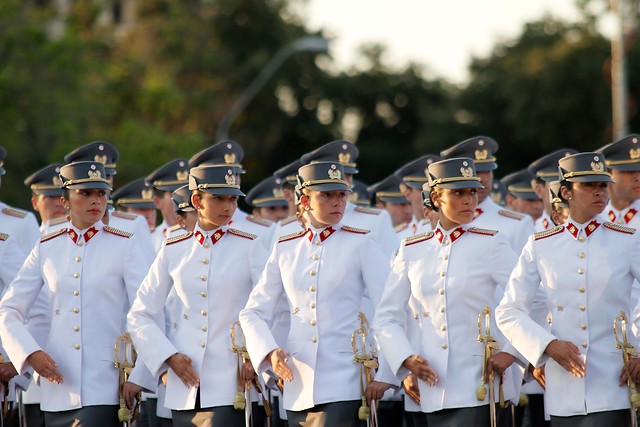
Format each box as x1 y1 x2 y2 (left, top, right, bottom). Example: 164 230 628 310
306 223 339 243
193 224 225 246
565 216 601 240
68 221 103 245
608 205 638 224
434 223 466 245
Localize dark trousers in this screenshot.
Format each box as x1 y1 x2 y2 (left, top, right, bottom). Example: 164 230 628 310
286 400 361 427
550 409 630 427
43 405 120 427
426 405 490 427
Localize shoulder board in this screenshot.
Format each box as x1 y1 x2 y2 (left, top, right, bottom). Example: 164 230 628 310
354 206 381 215
533 225 564 241
103 225 133 238
403 231 435 246
111 211 138 220
604 222 636 235
498 209 525 221
169 224 182 233
49 216 69 226
280 216 298 226
394 222 409 232
278 230 306 243
341 225 370 235
228 228 258 240
166 231 193 246
2 207 28 219
0 232 9 241
41 228 67 243
468 227 498 236
246 215 273 227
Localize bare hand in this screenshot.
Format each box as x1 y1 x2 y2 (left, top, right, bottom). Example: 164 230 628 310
160 370 168 386
241 360 257 386
402 354 438 386
530 364 546 389
544 339 585 378
166 353 199 388
122 381 143 409
268 348 293 383
620 358 640 386
0 362 18 384
365 380 392 407
402 374 420 404
486 352 516 381
27 350 63 384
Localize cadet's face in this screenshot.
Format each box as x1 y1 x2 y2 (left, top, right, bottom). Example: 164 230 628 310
433 187 478 230
562 181 609 223
154 192 179 225
404 186 425 219
551 206 569 226
533 179 552 214
303 190 347 228
193 192 238 231
65 188 108 230
125 207 156 231
609 170 640 204
32 194 66 223
257 206 289 222
384 201 413 227
476 171 493 202
512 197 544 220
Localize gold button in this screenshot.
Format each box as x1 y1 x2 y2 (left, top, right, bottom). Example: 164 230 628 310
309 286 315 292
77 241 83 247
312 337 317 343
423 311 429 317
74 344 81 350
580 305 585 311
201 342 206 348
204 242 210 248
579 287 585 293
201 310 207 316
440 325 446 332
73 272 79 278
312 255 319 261
579 252 586 259
439 307 445 313
73 290 79 296
75 256 81 262
439 272 445 277
438 288 444 295
413 312 419 319
310 320 317 326
441 343 447 349
445 240 450 245
201 326 207 332
201 275 207 281
201 291 207 297
310 270 316 276
73 308 79 314
578 237 585 242
316 241 321 246
581 323 587 330
202 259 209 264
73 326 80 332
310 303 316 309
582 342 588 348
577 268 584 275
443 255 448 261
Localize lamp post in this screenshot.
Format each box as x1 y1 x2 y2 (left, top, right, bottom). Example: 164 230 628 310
216 36 329 141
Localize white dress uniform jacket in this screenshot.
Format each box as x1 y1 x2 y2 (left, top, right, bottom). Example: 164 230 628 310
495 215 640 417
229 211 276 249
0 221 155 412
239 223 395 411
472 197 535 251
343 202 399 258
375 224 520 413
534 211 552 232
0 202 40 255
127 224 268 410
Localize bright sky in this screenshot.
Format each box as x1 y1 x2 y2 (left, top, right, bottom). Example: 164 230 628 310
303 1 582 84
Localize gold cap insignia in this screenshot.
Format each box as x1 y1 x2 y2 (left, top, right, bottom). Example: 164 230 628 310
338 152 351 164
348 192 359 203
176 170 189 181
52 176 62 186
272 187 285 198
141 188 153 200
460 160 473 178
328 164 342 180
630 148 640 160
225 171 236 186
591 156 604 172
474 149 488 161
94 154 108 164
424 167 430 177
224 153 236 164
88 165 102 179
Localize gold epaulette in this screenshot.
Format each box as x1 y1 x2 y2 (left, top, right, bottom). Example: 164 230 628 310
2 207 28 219
41 228 67 243
49 216 69 226
246 215 273 227
111 211 138 220
604 222 636 235
166 231 193 245
341 225 370 235
394 222 409 232
498 209 525 221
404 231 434 246
468 227 498 236
169 224 182 233
533 225 564 241
228 228 258 240
354 206 382 215
0 232 9 241
278 230 306 243
103 225 133 238
279 216 298 226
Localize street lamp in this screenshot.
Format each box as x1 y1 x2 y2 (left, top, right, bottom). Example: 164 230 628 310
216 36 330 141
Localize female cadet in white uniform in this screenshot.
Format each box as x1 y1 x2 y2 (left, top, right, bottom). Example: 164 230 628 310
496 152 640 426
374 157 522 427
0 161 155 427
239 161 396 427
127 165 268 427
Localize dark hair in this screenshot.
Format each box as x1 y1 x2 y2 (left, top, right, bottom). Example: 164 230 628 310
559 181 572 203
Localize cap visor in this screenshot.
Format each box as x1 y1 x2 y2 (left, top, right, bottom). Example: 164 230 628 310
436 181 484 190
199 187 245 197
65 182 112 190
565 175 614 183
305 182 351 192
